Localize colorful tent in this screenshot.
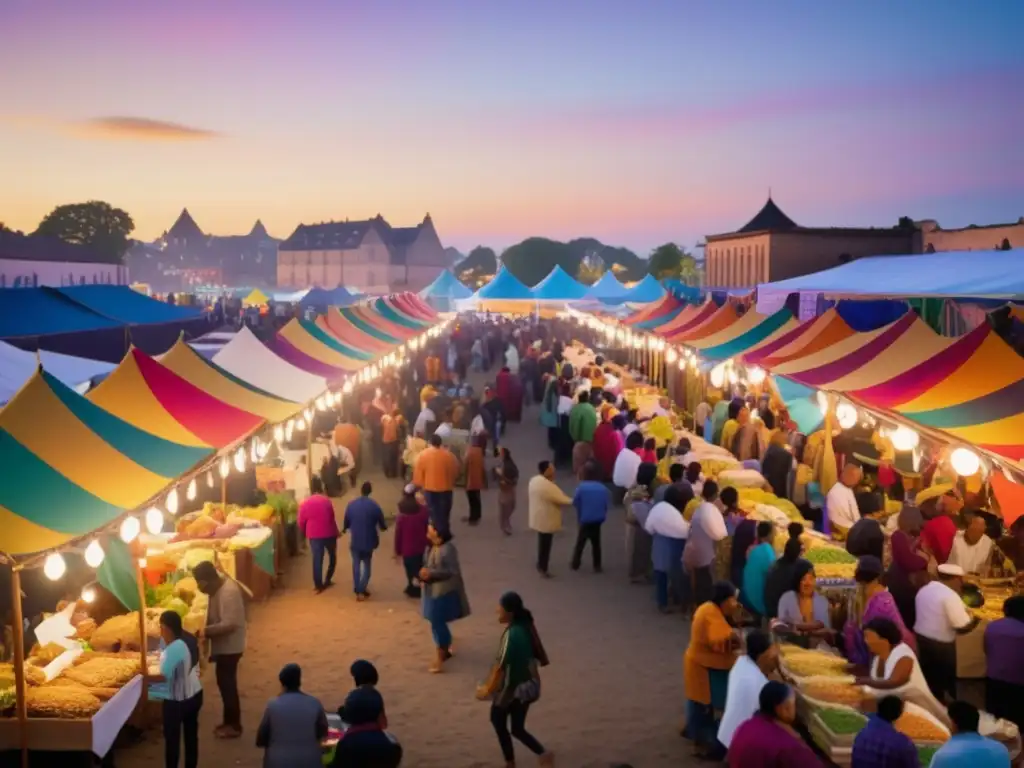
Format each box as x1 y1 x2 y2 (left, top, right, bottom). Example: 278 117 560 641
585 272 629 301
242 288 269 307
55 285 203 323
0 287 124 338
530 266 589 301
0 342 115 403
301 286 356 308
420 270 472 311
0 370 211 555
212 327 328 403
473 267 533 300
625 294 684 327
622 275 666 303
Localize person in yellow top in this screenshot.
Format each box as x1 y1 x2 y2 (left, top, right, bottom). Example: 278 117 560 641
590 355 607 388
683 581 739 757
412 435 461 535
425 352 442 384
719 401 744 453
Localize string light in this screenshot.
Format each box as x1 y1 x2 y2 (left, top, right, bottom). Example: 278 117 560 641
950 447 980 477
316 396 326 411
81 586 96 604
836 403 858 430
166 487 179 515
285 420 295 440
84 539 105 568
295 417 306 431
890 426 919 452
273 425 285 442
710 363 726 389
747 367 766 386
43 553 66 581
145 506 164 535
120 516 141 543
304 408 313 421
206 470 214 488
234 447 246 473
186 478 197 501
665 348 679 364
250 440 260 464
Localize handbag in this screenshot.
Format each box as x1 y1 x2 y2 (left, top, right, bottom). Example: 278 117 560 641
513 660 542 704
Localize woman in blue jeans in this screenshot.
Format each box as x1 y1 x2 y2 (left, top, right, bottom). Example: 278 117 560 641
420 524 471 673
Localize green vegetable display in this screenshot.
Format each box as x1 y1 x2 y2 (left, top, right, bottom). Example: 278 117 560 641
805 547 857 565
266 492 299 525
917 745 938 766
145 581 175 607
819 707 867 735
161 597 189 619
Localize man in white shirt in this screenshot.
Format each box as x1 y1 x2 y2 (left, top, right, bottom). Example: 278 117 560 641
612 433 644 493
694 401 712 436
826 463 862 537
683 481 729 605
913 563 980 702
412 406 435 437
947 513 994 575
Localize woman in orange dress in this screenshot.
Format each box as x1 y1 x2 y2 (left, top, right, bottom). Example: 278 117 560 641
683 581 739 758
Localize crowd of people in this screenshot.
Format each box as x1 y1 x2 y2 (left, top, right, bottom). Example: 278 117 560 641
146 314 1022 768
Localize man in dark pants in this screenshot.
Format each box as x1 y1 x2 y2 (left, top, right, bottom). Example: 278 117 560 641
570 461 611 573
343 482 388 601
193 561 246 739
528 460 572 577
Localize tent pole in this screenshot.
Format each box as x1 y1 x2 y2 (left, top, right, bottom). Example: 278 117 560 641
10 566 28 768
305 419 315 492
133 557 150 699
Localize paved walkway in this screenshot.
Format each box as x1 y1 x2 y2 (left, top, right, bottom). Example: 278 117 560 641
121 393 696 767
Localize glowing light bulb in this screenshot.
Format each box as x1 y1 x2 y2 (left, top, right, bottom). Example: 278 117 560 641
295 417 306 431
273 425 285 442
84 539 105 568
709 364 726 389
665 348 678 364
186 478 197 501
43 552 66 581
304 408 313 421
890 426 919 452
250 440 260 464
343 380 354 394
836 403 858 430
219 457 231 478
285 420 295 440
81 586 96 604
120 516 141 543
145 506 164 535
747 367 766 386
166 488 179 515
316 396 326 412
206 470 214 488
950 447 980 477
234 447 246 473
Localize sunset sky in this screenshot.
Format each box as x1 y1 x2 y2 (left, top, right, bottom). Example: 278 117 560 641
1 0 1022 255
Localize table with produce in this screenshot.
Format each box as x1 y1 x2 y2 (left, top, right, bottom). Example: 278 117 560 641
956 578 1018 679
0 603 147 757
779 643 1020 767
142 500 286 601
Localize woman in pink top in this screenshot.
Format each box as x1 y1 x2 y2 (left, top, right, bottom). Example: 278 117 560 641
297 477 340 593
640 437 658 465
394 485 431 598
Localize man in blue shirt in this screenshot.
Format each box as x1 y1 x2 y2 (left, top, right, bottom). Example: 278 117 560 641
571 461 611 573
851 695 918 768
931 701 1010 768
343 482 387 601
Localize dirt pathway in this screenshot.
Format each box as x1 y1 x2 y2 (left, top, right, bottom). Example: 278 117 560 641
121 389 696 767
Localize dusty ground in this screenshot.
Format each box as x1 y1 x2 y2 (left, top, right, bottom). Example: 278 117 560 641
119 389 696 768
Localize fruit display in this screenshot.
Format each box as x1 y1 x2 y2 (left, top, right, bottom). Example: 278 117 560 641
971 587 1014 621
782 651 851 678
801 680 865 707
894 711 949 743
736 488 804 522
698 458 739 479
819 707 868 736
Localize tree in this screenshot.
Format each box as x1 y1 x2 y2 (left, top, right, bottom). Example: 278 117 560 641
648 242 699 284
576 252 605 285
457 245 498 288
34 201 135 264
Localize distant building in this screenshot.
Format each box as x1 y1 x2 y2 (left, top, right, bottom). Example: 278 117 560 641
125 209 279 292
0 230 127 288
918 217 1023 252
277 213 447 293
703 197 918 289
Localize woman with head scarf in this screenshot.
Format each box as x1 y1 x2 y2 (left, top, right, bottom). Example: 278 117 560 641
330 687 402 767
886 504 930 629
625 462 659 583
419 523 471 673
476 592 554 767
843 555 916 667
727 681 822 767
683 581 739 757
256 663 328 768
494 446 520 535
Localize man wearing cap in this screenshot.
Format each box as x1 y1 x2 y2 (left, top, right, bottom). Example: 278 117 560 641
913 563 980 702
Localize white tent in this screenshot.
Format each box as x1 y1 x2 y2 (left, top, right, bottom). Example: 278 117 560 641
0 342 116 404
212 327 327 403
189 329 237 359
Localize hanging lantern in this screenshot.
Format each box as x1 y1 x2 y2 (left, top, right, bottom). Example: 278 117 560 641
186 478 197 501
166 487 179 515
43 553 66 581
84 539 105 568
836 403 858 430
890 426 919 452
950 447 980 477
120 516 141 543
145 506 164 535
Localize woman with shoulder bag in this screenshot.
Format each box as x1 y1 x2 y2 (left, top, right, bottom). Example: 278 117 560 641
476 592 555 767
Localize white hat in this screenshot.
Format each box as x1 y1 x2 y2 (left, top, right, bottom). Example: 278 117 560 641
937 563 965 577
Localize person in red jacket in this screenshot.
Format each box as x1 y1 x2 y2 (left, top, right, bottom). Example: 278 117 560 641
393 485 430 597
297 477 340 594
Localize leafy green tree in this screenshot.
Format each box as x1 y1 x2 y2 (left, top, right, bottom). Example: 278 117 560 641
457 245 498 288
34 201 135 264
576 252 605 285
648 242 701 284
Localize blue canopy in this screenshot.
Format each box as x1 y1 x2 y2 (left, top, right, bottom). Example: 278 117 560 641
531 265 588 300
0 288 124 338
758 248 1024 300
300 286 356 308
584 271 629 300
420 270 472 300
773 376 824 435
622 274 666 303
54 286 202 324
0 341 115 403
474 267 533 300
662 279 702 304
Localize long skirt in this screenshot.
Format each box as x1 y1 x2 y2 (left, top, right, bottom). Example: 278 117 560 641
625 523 653 581
572 442 593 479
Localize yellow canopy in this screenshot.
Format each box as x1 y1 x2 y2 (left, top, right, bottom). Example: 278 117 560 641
242 288 269 307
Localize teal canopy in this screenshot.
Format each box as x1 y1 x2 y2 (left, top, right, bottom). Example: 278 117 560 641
585 272 629 300
531 265 588 300
475 267 533 300
622 275 666 303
